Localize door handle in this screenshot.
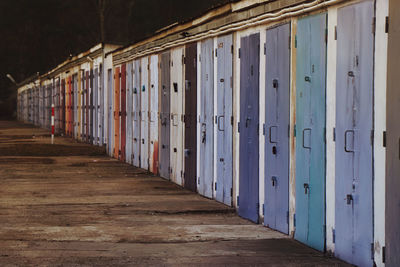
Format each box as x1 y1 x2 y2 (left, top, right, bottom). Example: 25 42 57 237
302 128 311 149
269 126 278 144
344 130 355 153
304 183 309 195
217 116 224 131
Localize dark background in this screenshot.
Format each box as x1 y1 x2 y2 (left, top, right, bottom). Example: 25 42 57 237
0 0 231 119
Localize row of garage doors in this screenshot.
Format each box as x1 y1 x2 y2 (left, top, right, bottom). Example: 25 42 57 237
109 40 234 204
17 0 395 265
107 2 375 266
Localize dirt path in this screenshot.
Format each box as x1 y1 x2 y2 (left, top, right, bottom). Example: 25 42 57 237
0 121 348 266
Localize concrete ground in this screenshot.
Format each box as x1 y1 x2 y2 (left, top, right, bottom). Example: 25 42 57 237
0 121 350 266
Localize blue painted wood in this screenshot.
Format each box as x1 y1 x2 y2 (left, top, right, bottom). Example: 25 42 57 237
159 52 171 179
133 60 141 167
239 33 260 223
216 34 233 206
199 38 215 198
126 62 133 164
335 2 374 266
295 13 326 252
264 23 290 234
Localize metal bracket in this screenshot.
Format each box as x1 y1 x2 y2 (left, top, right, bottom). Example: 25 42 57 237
385 16 389 33
383 131 387 147
333 127 336 142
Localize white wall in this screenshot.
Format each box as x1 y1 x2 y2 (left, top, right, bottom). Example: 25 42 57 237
325 6 338 253
374 0 389 265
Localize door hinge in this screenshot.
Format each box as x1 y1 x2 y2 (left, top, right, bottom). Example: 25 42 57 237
238 48 241 58
294 214 296 227
371 130 374 146
237 195 239 206
372 17 376 34
371 243 375 260
325 28 328 43
215 115 218 124
215 48 218 57
231 116 234 126
231 45 234 54
215 182 217 191
238 122 240 133
385 16 389 33
382 246 386 263
295 35 297 48
294 124 297 137
334 26 337 40
230 188 233 197
383 131 387 147
262 204 265 215
263 123 266 136
286 211 289 225
263 43 266 55
333 127 336 142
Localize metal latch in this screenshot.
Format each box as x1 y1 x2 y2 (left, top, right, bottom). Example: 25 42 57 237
272 176 277 187
346 194 353 205
304 183 309 195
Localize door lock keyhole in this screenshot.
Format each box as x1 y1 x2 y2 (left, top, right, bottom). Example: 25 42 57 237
271 176 277 187
272 146 277 155
346 194 353 205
